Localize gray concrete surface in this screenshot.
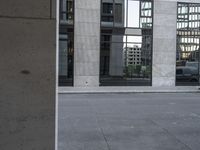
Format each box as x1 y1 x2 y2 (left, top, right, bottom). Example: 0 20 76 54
0 0 56 150
74 0 100 87
58 93 200 150
59 86 200 93
152 0 177 87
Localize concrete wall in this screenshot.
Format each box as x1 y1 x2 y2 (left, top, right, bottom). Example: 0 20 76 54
0 1 56 150
152 0 177 87
74 0 101 87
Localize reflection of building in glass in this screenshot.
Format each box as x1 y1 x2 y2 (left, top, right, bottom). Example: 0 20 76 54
177 3 200 61
124 46 141 66
101 0 124 27
100 0 153 86
177 31 200 61
57 0 200 88
140 1 152 28
189 49 200 61
59 0 74 86
176 3 200 86
140 2 152 70
60 0 73 24
141 29 152 66
101 0 125 77
177 3 200 30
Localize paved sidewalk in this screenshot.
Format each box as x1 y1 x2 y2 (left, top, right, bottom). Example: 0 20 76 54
58 93 200 150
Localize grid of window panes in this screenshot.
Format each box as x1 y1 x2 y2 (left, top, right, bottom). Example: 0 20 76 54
59 0 74 86
101 0 152 28
176 3 200 86
140 1 152 28
100 0 153 86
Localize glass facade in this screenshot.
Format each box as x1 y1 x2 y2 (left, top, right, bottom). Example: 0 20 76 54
57 0 200 88
100 0 153 86
59 0 74 86
176 3 200 86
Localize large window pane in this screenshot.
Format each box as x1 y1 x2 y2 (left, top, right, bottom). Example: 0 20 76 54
59 0 74 86
100 0 153 86
60 0 73 24
102 0 114 26
100 0 152 86
176 3 200 86
102 0 126 27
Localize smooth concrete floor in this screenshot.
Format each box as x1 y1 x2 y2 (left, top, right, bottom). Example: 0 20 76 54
58 93 200 150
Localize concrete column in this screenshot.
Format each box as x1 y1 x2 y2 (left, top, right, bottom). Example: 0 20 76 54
109 35 124 76
0 0 56 150
152 0 177 87
74 0 101 87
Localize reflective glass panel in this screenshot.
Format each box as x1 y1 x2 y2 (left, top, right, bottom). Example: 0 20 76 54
59 0 74 86
176 3 200 86
127 0 140 28
100 0 153 86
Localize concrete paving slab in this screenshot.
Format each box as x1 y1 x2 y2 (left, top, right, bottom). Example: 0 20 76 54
58 93 200 150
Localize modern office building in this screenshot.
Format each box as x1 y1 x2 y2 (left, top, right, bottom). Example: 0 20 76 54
124 46 142 66
58 0 200 90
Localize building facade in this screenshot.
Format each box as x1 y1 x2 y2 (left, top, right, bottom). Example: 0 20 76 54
58 0 200 90
124 46 142 66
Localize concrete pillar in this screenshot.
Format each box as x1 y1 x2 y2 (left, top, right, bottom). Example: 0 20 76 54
152 0 177 87
0 0 56 150
74 0 101 87
59 37 68 76
109 35 124 76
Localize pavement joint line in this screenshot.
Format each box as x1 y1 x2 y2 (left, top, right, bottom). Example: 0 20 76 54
59 91 200 94
90 101 111 150
149 119 194 150
99 127 111 150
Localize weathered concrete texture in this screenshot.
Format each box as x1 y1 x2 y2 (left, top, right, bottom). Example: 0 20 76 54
0 0 51 19
58 93 200 150
152 0 177 87
0 17 56 149
74 76 100 87
74 0 100 87
51 0 57 19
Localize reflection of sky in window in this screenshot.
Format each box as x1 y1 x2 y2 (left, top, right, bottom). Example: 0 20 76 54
123 35 142 47
177 4 200 54
112 0 152 48
122 0 141 46
127 1 139 27
121 0 139 27
127 36 142 47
